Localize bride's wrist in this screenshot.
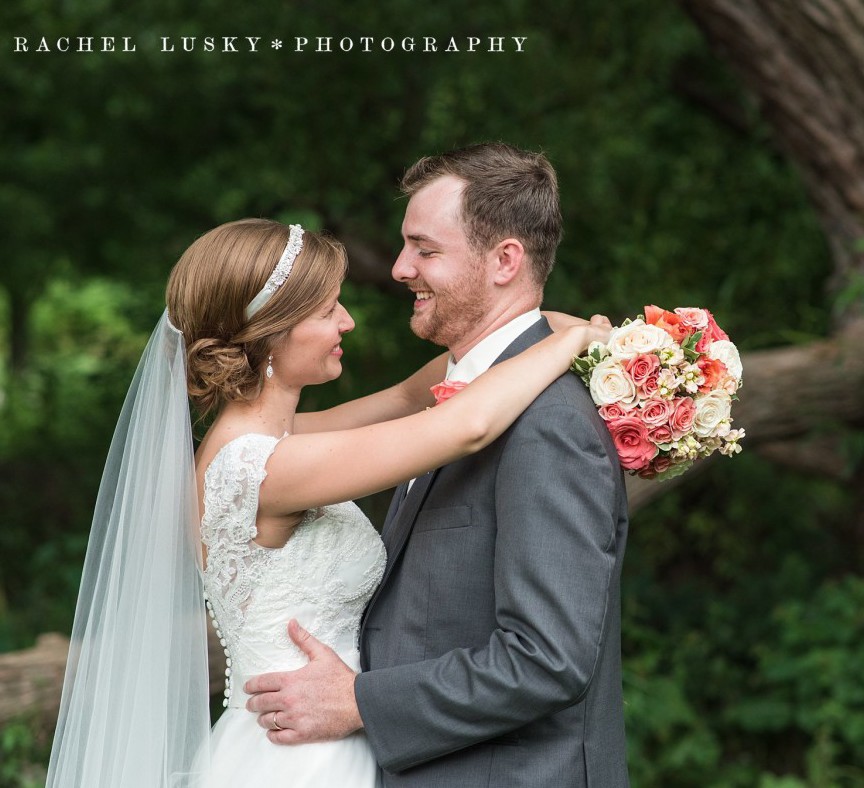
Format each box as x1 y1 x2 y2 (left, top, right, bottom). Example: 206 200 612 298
564 324 590 356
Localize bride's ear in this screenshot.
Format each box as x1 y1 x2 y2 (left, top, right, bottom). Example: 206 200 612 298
491 239 525 286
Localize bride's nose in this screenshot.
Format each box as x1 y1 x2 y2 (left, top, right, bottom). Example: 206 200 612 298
338 305 355 334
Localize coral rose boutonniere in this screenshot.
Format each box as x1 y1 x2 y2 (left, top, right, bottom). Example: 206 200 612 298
571 306 744 480
430 379 469 405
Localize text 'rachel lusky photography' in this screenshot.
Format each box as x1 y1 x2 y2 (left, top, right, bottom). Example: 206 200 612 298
11 35 530 54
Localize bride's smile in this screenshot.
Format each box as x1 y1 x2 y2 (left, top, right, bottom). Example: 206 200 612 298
271 289 355 387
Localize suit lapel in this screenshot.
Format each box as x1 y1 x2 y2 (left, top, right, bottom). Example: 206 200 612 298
381 481 409 541
361 470 439 638
370 317 552 597
488 315 552 366
379 469 438 586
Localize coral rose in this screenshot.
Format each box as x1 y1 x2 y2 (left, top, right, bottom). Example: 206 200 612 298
704 309 729 342
640 398 675 428
626 353 661 398
695 310 730 352
648 424 674 445
430 379 468 405
669 396 697 439
644 305 688 343
598 402 630 421
606 416 659 470
696 357 728 393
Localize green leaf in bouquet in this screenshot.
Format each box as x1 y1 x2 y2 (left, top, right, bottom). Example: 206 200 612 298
682 331 703 362
682 330 703 351
571 356 592 376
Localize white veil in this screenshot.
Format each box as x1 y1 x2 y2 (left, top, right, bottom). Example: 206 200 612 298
46 310 211 787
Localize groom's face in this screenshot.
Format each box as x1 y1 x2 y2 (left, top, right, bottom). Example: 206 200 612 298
392 175 493 349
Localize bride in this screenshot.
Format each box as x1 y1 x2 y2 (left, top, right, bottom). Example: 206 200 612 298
46 218 610 787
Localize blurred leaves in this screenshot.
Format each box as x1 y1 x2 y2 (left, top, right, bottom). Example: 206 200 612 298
0 715 49 788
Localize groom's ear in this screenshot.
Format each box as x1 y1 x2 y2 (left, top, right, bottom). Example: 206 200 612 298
491 238 525 286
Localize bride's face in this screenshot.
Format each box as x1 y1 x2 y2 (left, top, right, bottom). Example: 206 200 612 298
272 288 354 386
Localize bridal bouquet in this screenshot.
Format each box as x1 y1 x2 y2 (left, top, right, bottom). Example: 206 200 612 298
571 305 744 480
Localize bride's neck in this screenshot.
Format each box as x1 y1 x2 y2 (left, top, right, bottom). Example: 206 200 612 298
222 384 300 438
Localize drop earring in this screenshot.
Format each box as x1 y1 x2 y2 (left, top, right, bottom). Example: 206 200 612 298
266 354 273 379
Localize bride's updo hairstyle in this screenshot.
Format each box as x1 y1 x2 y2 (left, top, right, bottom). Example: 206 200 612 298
166 218 347 418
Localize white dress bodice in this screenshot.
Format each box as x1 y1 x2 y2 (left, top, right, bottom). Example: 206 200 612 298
199 433 386 709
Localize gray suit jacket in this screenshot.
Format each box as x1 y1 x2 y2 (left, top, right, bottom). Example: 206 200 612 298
355 318 630 787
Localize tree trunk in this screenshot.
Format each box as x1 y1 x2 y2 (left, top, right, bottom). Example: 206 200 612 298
677 0 864 319
0 629 228 726
0 633 68 725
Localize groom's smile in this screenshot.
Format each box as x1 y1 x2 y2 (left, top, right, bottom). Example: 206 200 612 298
393 175 494 352
411 289 434 310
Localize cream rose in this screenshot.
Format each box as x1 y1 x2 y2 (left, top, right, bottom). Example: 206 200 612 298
587 340 610 360
589 358 639 408
607 319 674 361
692 390 733 438
708 340 743 382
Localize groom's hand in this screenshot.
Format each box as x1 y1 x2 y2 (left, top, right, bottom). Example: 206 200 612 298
244 620 364 745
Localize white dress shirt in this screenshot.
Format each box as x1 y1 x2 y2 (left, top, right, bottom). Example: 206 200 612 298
446 308 542 383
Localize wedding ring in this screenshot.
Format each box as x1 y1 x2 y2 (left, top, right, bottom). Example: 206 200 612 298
271 712 285 731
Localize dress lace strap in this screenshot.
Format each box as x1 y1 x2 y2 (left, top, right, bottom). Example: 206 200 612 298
200 433 284 705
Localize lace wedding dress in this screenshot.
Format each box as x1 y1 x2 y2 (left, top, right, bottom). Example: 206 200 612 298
200 433 386 787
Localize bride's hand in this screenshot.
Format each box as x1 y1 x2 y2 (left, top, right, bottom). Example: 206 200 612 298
562 314 613 356
542 310 613 334
543 311 613 350
542 310 588 331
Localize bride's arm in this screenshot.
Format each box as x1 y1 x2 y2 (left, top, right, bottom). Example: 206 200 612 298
259 319 609 514
291 352 449 433
541 310 591 330
293 312 604 434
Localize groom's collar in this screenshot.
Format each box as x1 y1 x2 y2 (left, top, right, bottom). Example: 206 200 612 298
490 314 553 366
445 308 542 383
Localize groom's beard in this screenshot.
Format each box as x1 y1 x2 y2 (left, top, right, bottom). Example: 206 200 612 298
409 260 491 349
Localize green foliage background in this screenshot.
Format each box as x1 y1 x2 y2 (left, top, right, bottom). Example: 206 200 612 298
1 1 860 785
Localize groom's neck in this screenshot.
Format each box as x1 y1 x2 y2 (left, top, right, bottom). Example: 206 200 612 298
448 295 540 362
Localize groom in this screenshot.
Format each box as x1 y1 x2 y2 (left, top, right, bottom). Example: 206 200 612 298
246 143 631 786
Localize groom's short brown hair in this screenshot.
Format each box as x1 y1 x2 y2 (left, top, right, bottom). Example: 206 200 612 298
400 142 562 286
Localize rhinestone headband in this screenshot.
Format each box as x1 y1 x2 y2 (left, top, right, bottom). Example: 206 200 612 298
245 224 305 319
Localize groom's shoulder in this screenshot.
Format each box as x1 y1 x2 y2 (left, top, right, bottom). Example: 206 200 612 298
513 376 621 473
531 367 596 414
501 323 598 410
